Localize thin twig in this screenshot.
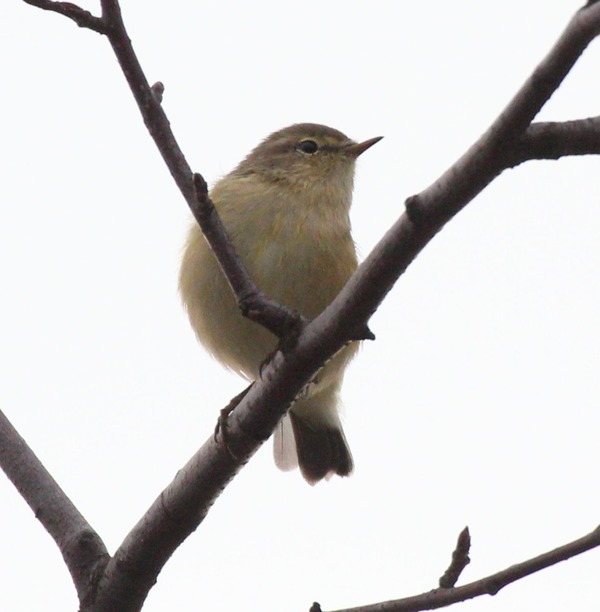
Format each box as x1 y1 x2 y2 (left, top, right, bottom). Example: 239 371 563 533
192 174 306 339
98 1 305 342
24 0 304 344
323 524 600 612
22 0 108 33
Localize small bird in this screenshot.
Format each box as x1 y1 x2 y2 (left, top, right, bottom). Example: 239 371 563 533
179 123 381 484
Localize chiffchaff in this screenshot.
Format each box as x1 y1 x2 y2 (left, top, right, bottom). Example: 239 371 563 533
179 123 381 484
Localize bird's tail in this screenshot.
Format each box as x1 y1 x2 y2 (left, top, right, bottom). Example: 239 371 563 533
273 388 353 484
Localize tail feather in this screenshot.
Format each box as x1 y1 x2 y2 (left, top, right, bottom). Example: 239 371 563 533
273 416 298 472
289 412 353 485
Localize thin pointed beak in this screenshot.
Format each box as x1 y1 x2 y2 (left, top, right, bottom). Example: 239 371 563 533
345 135 383 157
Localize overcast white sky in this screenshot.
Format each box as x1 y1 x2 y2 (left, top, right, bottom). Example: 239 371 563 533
2 2 600 611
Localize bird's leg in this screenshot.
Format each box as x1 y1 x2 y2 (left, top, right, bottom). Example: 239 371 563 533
214 383 254 458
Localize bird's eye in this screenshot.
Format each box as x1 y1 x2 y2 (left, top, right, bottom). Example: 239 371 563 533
296 139 319 154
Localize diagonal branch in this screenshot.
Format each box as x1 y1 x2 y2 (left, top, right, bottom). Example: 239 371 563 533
323 524 600 612
192 174 306 339
22 0 303 343
0 409 109 604
100 1 305 341
324 2 600 340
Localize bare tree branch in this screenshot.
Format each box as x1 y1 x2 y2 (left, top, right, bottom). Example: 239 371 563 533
0 409 109 604
100 1 308 345
321 524 600 612
327 3 600 340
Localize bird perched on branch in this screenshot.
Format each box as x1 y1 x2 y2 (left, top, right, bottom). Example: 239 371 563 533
180 123 381 484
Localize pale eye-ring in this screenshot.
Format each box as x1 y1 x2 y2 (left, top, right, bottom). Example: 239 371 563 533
296 139 319 154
